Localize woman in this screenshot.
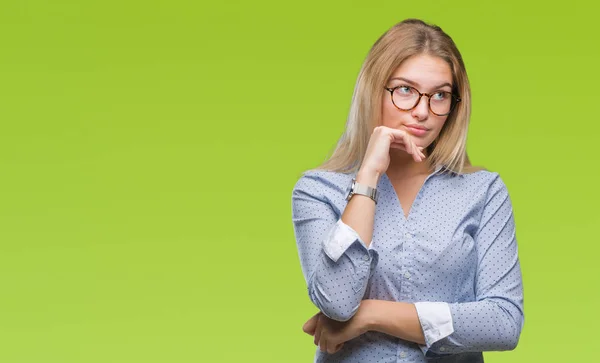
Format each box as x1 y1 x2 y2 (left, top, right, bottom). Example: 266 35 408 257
291 19 524 362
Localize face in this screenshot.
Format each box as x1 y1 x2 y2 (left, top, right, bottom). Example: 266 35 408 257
382 53 454 150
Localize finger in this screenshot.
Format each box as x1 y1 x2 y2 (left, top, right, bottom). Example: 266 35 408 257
302 313 319 335
389 128 422 160
409 142 421 162
392 129 416 149
389 129 410 148
413 149 422 162
320 331 330 353
314 317 322 346
409 140 418 155
326 334 341 354
332 342 344 354
388 129 412 148
411 141 423 161
390 143 408 151
407 138 420 160
327 341 339 354
388 128 407 141
392 140 420 161
405 138 414 155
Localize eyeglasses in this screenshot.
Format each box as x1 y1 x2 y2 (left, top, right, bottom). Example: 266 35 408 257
384 85 461 116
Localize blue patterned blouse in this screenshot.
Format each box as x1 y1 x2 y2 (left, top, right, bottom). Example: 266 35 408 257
291 165 524 362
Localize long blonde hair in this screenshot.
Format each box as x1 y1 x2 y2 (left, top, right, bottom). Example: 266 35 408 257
312 19 485 175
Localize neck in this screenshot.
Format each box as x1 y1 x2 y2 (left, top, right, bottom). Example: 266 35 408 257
386 149 435 181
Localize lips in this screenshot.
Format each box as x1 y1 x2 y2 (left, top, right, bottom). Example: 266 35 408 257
404 124 428 131
404 125 428 136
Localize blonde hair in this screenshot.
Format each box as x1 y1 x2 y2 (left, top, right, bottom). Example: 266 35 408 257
312 18 485 175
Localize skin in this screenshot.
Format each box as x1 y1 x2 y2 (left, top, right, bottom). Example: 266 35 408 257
302 54 456 354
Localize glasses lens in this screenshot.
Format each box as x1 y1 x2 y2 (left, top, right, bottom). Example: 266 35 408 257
430 92 453 115
392 86 419 110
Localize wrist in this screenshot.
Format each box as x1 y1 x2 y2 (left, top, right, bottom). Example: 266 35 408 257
356 168 380 188
359 299 381 332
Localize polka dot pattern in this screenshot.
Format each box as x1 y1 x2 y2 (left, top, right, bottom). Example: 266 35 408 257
291 167 524 362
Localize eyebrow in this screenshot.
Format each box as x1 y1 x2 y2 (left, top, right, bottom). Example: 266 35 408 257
389 77 453 90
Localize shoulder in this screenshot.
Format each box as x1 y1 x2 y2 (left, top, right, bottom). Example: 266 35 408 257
292 169 354 199
453 170 514 221
458 169 509 199
445 168 508 196
433 169 511 212
291 169 354 217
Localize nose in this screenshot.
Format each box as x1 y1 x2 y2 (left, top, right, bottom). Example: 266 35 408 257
411 95 430 120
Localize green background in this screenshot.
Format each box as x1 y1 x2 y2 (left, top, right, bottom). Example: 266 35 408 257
0 0 598 362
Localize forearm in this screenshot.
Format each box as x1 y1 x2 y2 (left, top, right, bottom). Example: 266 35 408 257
439 299 523 352
364 298 522 354
308 242 377 321
292 170 380 322
340 169 379 247
365 300 426 345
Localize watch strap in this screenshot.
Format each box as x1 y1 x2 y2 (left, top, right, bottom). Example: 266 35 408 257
346 178 379 204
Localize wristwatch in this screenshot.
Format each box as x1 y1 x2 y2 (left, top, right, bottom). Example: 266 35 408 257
345 178 379 204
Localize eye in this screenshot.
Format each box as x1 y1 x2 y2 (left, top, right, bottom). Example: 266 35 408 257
432 92 448 101
395 86 412 94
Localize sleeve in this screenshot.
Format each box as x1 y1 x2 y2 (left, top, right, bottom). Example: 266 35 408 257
414 302 454 348
323 219 377 261
292 173 379 322
420 174 525 357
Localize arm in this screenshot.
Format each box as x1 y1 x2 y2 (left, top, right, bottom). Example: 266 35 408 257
291 170 380 321
363 300 453 347
431 175 524 354
367 175 524 355
365 300 426 345
292 126 425 322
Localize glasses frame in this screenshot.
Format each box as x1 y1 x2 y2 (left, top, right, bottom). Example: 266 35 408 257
384 85 462 116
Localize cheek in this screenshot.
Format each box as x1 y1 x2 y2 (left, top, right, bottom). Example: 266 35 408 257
427 119 446 144
429 119 448 139
381 99 406 126
382 98 393 114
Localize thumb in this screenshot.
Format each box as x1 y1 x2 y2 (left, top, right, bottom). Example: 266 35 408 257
302 313 320 335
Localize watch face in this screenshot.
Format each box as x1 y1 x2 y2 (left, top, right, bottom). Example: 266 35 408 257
345 179 355 200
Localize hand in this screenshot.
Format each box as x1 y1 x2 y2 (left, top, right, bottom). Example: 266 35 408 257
302 312 349 354
301 301 374 354
359 125 426 180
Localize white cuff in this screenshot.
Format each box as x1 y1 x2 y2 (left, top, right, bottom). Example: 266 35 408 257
414 302 454 348
322 219 365 262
